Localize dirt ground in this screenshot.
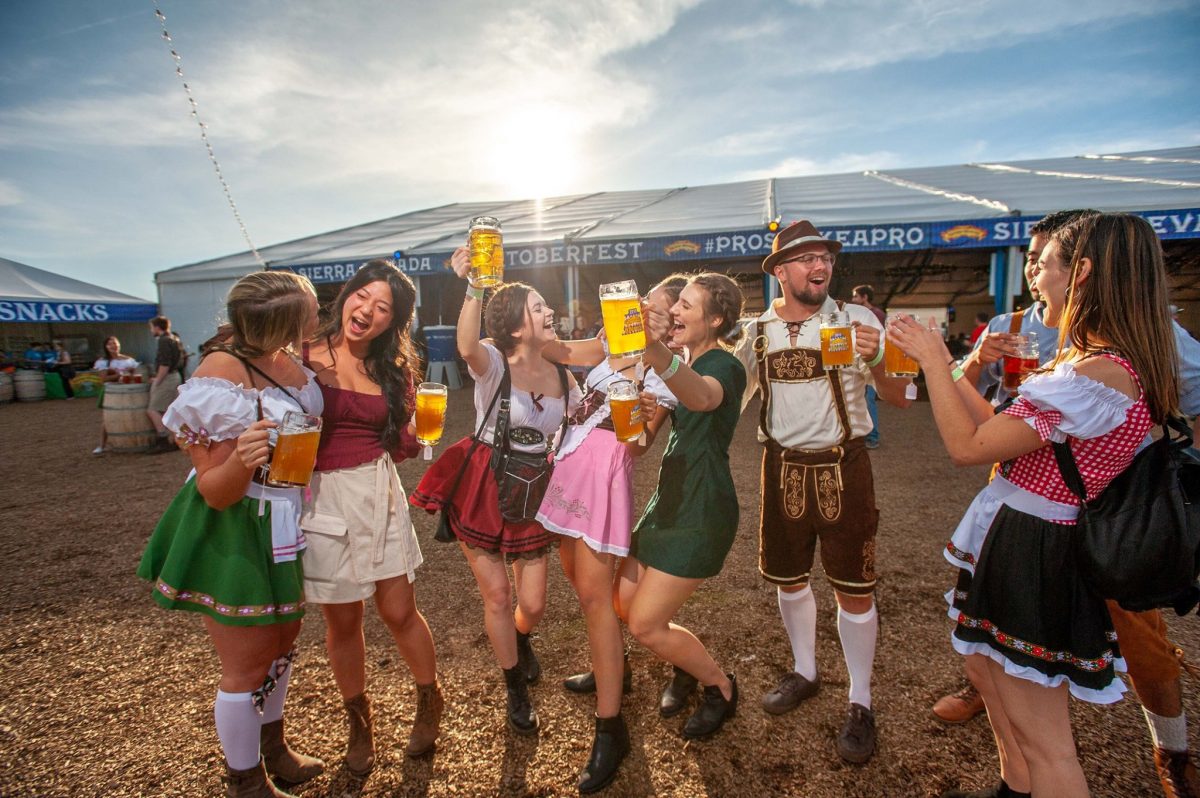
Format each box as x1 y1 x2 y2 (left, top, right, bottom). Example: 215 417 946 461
1 391 1198 797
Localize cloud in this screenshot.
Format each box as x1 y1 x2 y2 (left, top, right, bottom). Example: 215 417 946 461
0 179 23 206
736 150 901 180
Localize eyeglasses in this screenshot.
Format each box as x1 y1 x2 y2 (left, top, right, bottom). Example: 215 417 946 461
781 253 836 267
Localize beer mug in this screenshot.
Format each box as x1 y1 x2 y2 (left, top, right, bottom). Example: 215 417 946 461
607 379 644 443
468 216 504 287
599 280 646 358
884 314 920 378
266 411 323 488
820 310 854 370
415 382 448 460
1003 336 1039 391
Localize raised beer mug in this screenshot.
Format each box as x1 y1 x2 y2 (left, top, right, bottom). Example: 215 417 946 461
1003 336 1039 391
820 310 854 370
599 280 646 358
468 216 504 288
606 378 644 443
415 382 448 460
884 313 920 378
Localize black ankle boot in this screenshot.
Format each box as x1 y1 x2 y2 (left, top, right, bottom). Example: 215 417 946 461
682 673 737 739
516 630 541 684
564 655 633 695
577 713 630 794
503 665 539 735
659 665 699 718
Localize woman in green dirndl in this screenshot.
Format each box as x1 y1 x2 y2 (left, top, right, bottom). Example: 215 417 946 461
137 271 325 797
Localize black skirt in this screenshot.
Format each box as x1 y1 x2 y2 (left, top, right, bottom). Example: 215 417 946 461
950 503 1123 700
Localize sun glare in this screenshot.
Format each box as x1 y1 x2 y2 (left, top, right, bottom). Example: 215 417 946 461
490 108 580 199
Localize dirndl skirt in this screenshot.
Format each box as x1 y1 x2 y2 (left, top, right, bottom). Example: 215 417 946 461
536 428 635 557
410 437 555 557
947 494 1125 704
136 479 306 626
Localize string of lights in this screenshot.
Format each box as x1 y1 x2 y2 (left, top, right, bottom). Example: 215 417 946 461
152 3 265 267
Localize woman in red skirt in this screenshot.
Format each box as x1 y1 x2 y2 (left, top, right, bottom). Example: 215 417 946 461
410 246 580 735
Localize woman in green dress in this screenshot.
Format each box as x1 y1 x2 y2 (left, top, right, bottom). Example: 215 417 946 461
137 271 324 797
616 272 746 740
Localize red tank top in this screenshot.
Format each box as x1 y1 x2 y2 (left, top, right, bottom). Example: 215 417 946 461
314 382 418 471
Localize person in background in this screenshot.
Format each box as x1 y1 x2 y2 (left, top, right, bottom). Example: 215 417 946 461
301 261 442 774
137 271 325 797
147 316 185 451
50 340 76 398
969 312 990 346
851 285 887 449
92 336 140 454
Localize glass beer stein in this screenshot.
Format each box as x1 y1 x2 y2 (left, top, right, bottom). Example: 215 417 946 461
599 280 646 358
415 382 448 460
1003 336 1040 391
266 411 323 488
468 216 504 288
820 310 854 370
606 378 644 443
884 314 920 378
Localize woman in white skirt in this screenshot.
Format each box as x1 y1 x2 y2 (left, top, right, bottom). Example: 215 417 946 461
301 260 441 775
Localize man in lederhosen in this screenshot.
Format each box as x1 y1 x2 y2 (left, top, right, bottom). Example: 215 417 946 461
734 220 914 764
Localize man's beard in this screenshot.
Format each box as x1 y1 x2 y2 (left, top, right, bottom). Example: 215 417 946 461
787 282 828 307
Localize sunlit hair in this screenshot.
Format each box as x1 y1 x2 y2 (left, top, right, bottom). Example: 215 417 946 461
689 272 745 349
1051 213 1179 422
202 271 316 360
485 282 537 355
1030 208 1100 238
650 273 690 308
314 259 420 450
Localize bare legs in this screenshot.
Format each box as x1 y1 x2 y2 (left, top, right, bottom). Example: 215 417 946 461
560 538 624 717
461 542 547 668
205 617 301 692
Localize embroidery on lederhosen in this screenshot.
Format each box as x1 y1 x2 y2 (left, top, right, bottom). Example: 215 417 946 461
782 461 805 519
861 538 877 582
815 463 843 522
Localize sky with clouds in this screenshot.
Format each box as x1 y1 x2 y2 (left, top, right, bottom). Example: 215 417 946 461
1 0 1197 299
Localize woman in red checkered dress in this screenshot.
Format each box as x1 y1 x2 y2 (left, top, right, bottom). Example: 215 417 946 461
890 213 1181 798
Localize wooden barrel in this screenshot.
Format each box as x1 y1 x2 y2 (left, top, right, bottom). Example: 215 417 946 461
0 371 12 403
102 383 157 452
14 370 45 402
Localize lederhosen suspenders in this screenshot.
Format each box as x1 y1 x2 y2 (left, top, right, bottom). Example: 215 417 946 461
753 301 855 523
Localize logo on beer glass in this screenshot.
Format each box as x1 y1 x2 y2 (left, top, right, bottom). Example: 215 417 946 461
607 379 644 443
468 216 504 288
266 411 323 488
820 310 854 370
415 382 448 460
600 280 646 358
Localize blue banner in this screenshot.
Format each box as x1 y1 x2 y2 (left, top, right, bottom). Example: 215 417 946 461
277 207 1200 284
0 300 157 323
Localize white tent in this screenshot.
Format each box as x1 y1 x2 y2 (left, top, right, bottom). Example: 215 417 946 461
1 257 158 365
156 146 1200 347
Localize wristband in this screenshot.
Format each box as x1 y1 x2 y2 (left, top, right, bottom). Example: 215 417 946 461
659 354 682 380
951 366 965 383
465 285 484 301
865 347 884 369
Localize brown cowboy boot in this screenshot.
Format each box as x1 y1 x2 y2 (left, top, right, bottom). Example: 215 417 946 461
223 759 296 798
1155 747 1200 798
405 681 445 757
260 718 324 786
343 693 375 776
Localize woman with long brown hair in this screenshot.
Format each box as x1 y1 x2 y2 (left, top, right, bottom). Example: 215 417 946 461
889 213 1180 798
301 259 441 774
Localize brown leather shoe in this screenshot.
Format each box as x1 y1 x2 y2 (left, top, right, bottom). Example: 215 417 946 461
1155 747 1200 798
762 671 820 715
406 681 445 757
932 683 985 724
343 693 375 777
260 719 324 786
223 758 296 798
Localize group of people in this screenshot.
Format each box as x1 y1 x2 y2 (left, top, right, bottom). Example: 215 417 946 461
136 211 1198 798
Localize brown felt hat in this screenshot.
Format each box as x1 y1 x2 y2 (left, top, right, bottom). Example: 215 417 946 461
761 219 842 274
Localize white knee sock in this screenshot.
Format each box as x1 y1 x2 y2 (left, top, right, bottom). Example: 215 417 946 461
1144 707 1189 752
778 586 818 681
260 654 292 724
837 605 878 709
215 690 262 770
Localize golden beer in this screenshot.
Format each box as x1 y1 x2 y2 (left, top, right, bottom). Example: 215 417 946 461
599 280 646 357
468 216 504 287
884 314 919 378
415 382 448 447
820 310 854 370
266 412 323 488
607 379 644 442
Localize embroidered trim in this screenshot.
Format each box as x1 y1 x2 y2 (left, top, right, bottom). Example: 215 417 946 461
153 579 303 618
175 423 211 449
946 541 976 566
956 610 1117 672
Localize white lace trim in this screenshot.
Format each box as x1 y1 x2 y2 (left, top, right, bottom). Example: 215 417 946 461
948 636 1127 705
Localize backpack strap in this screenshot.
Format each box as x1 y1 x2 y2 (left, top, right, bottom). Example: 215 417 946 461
1008 308 1026 336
